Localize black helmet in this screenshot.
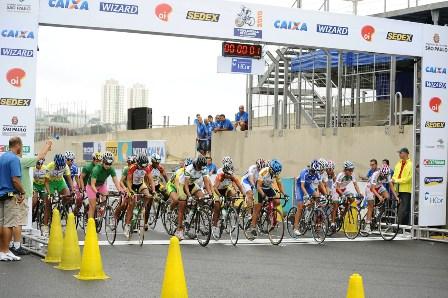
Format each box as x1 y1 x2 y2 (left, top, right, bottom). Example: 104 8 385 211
194 155 207 168
137 154 149 167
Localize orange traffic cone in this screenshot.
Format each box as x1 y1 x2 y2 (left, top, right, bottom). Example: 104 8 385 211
42 209 63 263
74 218 109 280
55 213 81 270
346 273 365 298
161 236 188 298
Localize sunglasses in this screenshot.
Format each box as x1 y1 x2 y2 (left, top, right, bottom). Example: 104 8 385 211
104 162 112 166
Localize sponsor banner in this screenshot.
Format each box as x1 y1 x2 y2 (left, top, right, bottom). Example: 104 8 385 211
420 25 448 226
99 2 139 15
82 142 94 161
132 140 147 156
217 56 265 75
93 142 105 154
117 141 132 162
105 140 118 162
147 140 167 163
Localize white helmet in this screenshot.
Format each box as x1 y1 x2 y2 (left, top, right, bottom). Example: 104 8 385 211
103 151 114 164
151 153 161 164
64 151 75 161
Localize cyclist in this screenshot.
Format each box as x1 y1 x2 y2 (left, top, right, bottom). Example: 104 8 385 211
241 158 265 209
114 155 136 222
64 151 82 213
247 159 286 240
32 159 50 236
212 163 245 237
43 154 74 234
292 160 324 236
331 160 363 227
364 164 399 233
144 153 168 230
183 155 212 202
87 152 123 219
79 152 102 193
124 154 155 239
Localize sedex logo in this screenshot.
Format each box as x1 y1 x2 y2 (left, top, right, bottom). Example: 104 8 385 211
6 68 26 88
155 3 172 22
386 32 413 42
425 121 446 128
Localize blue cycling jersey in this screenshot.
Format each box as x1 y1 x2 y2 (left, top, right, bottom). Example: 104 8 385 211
70 164 78 180
297 168 321 188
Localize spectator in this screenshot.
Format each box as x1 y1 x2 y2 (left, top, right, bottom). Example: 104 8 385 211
10 140 53 255
195 115 208 156
205 115 215 153
193 114 201 125
234 105 249 131
359 159 378 181
0 136 26 261
214 114 234 132
392 148 413 226
206 157 217 175
382 159 394 196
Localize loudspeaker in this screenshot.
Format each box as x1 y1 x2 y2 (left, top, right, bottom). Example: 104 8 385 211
127 107 152 130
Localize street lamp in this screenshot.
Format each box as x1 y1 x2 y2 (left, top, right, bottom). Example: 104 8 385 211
342 0 364 15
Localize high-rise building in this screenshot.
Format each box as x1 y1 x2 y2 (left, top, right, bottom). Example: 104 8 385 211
128 83 149 108
102 79 125 124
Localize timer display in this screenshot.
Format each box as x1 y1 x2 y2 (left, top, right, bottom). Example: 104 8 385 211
222 42 262 59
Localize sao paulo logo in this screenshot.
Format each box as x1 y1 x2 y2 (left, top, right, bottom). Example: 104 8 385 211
429 97 442 112
6 68 26 88
1 29 34 39
99 2 138 15
316 24 348 35
361 25 375 41
155 3 172 22
274 20 307 31
48 0 89 10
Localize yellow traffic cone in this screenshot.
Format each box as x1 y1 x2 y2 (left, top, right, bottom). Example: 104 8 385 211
346 273 365 298
42 209 63 263
74 218 109 280
161 236 188 298
55 213 81 270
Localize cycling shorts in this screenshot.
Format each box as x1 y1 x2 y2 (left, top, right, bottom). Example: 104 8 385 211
49 180 68 195
86 184 108 200
132 183 148 193
256 187 277 204
186 183 202 196
216 186 233 200
296 184 315 203
165 182 177 195
33 183 47 194
332 188 355 203
365 185 387 201
241 178 254 194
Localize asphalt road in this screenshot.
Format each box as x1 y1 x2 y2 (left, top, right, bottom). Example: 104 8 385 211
1 231 447 298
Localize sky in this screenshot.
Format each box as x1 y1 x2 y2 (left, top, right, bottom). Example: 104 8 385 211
35 0 444 126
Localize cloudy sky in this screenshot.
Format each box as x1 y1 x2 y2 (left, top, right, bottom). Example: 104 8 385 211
35 0 442 125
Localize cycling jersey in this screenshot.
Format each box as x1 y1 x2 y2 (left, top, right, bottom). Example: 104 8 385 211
121 166 129 187
215 173 238 190
335 172 357 190
33 166 47 185
69 164 78 180
46 162 70 182
321 171 335 191
258 167 280 188
242 165 259 185
367 171 391 189
82 162 96 185
89 164 116 186
127 164 151 186
149 164 165 186
184 164 207 186
297 168 321 189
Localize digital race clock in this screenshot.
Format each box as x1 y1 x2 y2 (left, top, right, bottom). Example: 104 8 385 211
222 42 262 59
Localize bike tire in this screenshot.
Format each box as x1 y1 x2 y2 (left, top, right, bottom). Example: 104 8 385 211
343 206 361 240
241 208 253 240
195 205 211 247
286 207 298 238
379 207 399 241
228 207 239 246
311 208 328 244
268 209 284 245
148 201 159 229
138 207 146 246
359 212 369 237
105 206 117 245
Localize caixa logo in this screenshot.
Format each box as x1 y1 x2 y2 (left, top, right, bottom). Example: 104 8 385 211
425 66 447 74
48 0 89 10
425 81 447 89
424 192 444 204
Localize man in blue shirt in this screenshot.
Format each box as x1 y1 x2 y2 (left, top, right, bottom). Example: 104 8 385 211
206 157 217 175
234 105 249 131
0 137 26 261
214 114 234 132
359 159 378 181
195 115 208 155
205 115 214 153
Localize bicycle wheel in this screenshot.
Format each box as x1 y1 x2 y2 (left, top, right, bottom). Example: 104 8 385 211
258 210 269 236
379 207 399 241
359 211 369 237
195 206 211 247
241 208 253 240
228 207 239 246
138 207 146 246
148 201 159 229
105 206 117 245
162 206 177 236
311 208 328 244
286 207 298 238
343 206 361 240
267 209 284 245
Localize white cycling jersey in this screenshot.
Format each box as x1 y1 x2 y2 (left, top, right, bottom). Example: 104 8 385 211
184 164 207 186
335 172 357 190
242 165 259 184
367 171 391 189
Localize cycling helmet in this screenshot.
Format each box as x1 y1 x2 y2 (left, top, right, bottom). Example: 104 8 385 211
36 159 45 166
380 165 390 176
222 156 233 165
54 154 66 168
64 151 75 161
343 160 355 170
137 154 149 167
195 155 207 168
223 163 234 175
326 160 335 170
255 158 266 171
151 153 161 164
318 158 328 171
92 152 103 161
270 159 282 174
310 160 320 172
103 151 114 164
127 155 136 164
184 157 193 167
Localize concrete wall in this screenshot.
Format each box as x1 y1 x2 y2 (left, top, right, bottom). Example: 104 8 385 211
211 125 413 177
35 126 197 165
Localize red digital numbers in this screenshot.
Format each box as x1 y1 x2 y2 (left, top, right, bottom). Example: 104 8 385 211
222 42 262 59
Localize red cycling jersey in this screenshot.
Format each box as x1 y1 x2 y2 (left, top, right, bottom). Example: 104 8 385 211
127 164 151 185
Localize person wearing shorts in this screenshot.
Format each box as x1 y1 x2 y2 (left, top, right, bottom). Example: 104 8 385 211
115 155 136 222
79 152 103 193
87 152 123 219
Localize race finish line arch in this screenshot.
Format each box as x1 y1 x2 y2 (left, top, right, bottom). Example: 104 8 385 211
1 0 447 229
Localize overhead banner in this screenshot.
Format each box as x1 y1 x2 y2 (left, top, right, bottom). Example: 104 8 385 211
0 0 39 157
38 0 424 57
419 26 448 226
